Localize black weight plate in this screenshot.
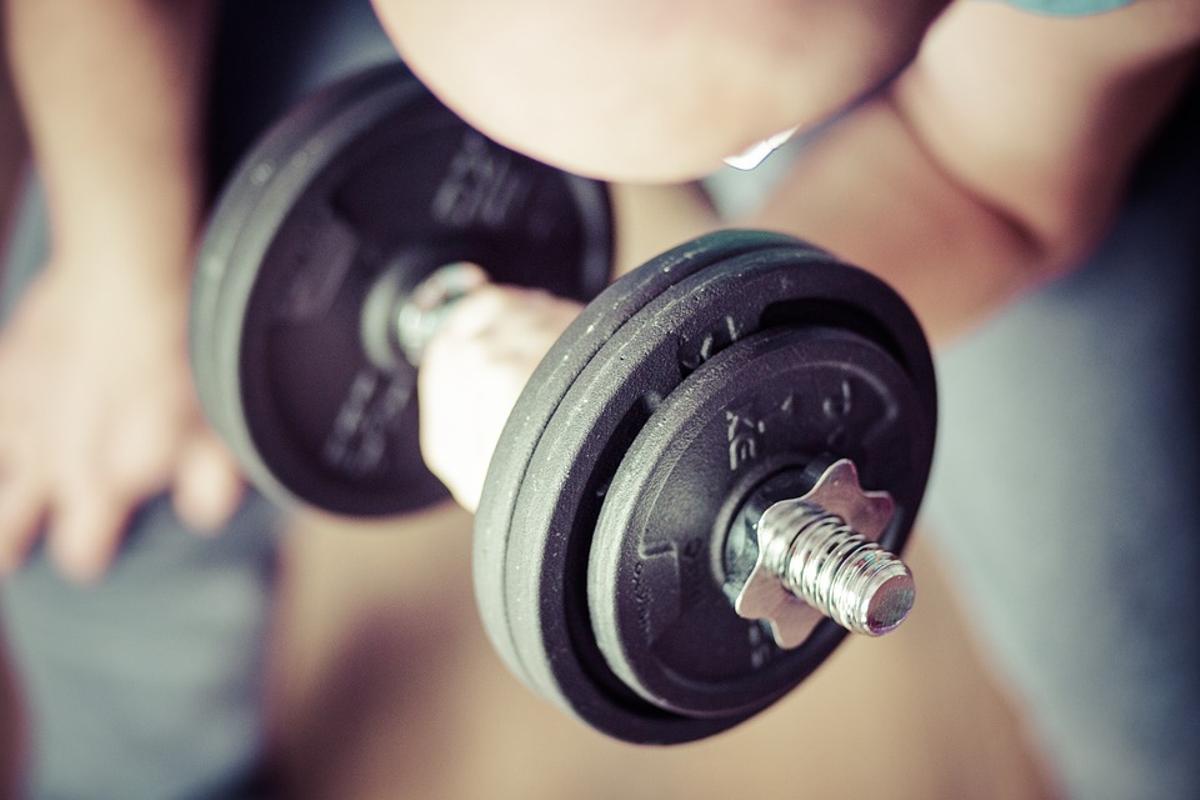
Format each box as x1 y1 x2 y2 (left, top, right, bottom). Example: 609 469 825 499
588 325 931 718
193 63 394 458
504 239 935 743
191 62 613 515
473 231 800 687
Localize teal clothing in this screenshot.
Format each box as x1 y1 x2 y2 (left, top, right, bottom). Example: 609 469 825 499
1000 0 1134 15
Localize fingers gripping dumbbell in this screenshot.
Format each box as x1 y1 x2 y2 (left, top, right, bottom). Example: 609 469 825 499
192 63 937 745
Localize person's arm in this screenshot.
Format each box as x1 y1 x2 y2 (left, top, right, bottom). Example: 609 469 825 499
0 0 240 582
5 0 209 271
748 0 1200 342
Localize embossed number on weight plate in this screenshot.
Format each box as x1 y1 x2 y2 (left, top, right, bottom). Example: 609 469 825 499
431 132 530 229
322 368 413 475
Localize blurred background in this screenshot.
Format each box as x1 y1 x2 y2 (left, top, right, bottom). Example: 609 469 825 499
4 512 1054 799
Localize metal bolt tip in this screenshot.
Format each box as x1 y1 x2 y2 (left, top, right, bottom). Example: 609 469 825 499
862 569 915 636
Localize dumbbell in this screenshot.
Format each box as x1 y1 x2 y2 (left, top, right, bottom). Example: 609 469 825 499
191 62 937 744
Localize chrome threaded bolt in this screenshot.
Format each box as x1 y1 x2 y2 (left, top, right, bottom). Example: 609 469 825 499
761 503 914 636
733 458 915 647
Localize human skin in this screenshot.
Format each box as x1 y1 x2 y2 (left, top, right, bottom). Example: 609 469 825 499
374 0 952 182
0 0 241 582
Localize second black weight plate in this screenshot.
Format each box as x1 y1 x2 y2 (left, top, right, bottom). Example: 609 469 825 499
588 325 930 718
502 238 935 743
191 62 612 515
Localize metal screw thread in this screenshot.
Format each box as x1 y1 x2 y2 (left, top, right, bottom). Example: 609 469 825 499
760 503 914 636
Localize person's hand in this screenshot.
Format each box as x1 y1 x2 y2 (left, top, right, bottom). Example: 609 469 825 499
418 285 582 512
0 258 243 582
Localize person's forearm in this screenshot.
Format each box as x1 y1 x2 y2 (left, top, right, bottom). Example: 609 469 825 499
610 183 718 276
4 0 212 274
746 81 1189 343
746 1 1200 344
745 93 1048 342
